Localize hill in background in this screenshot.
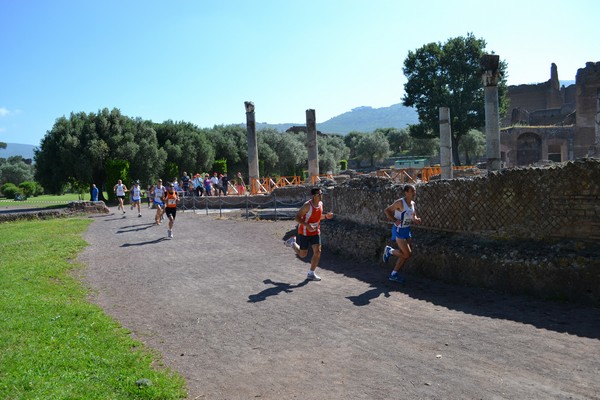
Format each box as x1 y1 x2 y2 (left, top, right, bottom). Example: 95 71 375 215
0 143 36 160
255 103 418 134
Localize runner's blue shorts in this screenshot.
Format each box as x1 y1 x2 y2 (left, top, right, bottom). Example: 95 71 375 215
392 225 412 240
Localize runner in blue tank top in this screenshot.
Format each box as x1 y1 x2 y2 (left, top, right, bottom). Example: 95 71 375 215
382 184 421 283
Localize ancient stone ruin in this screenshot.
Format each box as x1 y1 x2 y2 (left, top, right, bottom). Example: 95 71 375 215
501 62 600 166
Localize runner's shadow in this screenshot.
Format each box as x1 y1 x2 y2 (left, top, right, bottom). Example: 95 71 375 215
346 285 391 306
121 237 168 247
103 216 129 221
116 223 156 233
248 279 309 303
318 251 600 340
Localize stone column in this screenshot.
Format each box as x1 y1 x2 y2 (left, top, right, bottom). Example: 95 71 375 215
306 109 319 181
439 107 453 179
245 101 259 193
481 54 502 171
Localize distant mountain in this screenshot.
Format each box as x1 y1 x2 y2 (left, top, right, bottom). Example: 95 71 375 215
253 103 418 135
318 103 418 134
0 143 36 160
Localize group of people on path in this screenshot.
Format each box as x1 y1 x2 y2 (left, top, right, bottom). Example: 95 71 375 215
285 184 420 283
112 180 144 217
162 171 244 197
110 175 420 281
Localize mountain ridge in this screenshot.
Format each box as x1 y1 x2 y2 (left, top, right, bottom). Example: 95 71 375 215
255 103 418 134
0 143 36 160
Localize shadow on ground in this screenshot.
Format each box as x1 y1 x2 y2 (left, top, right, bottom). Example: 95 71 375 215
279 229 600 340
248 279 310 303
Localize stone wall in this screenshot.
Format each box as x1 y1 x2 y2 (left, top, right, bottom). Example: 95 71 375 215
0 201 109 224
320 158 600 305
576 62 600 128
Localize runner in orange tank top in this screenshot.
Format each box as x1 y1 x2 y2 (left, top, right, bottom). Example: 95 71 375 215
162 182 180 239
285 187 333 281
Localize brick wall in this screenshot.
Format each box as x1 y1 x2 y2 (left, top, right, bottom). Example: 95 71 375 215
329 158 600 241
321 158 600 304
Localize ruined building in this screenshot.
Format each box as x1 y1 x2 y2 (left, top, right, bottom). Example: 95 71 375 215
500 62 600 166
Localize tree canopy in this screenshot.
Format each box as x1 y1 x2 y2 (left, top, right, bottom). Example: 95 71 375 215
34 108 354 196
402 33 508 165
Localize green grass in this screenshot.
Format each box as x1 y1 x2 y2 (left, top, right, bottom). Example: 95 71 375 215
0 193 112 210
0 219 187 399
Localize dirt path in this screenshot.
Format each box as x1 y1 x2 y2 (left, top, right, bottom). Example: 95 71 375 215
79 207 600 400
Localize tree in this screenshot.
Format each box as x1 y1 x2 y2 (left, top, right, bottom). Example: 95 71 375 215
0 158 34 186
208 125 247 174
256 128 280 177
375 128 411 156
35 108 164 200
459 129 486 165
0 142 6 149
269 131 307 177
409 137 440 157
343 131 367 159
355 131 390 167
318 134 350 174
155 120 213 179
402 33 508 165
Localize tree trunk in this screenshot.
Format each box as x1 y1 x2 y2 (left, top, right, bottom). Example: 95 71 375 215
452 134 462 166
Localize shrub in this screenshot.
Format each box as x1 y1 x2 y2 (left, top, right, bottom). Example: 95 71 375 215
19 181 38 197
339 159 348 170
1 183 21 199
213 159 227 174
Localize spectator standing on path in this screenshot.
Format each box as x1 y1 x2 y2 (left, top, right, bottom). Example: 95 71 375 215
210 172 220 196
146 184 153 208
221 172 230 196
285 188 334 281
181 172 191 196
91 184 99 202
193 173 204 196
382 184 421 283
130 180 143 217
152 179 166 225
163 182 180 239
113 179 128 214
203 174 212 196
236 172 246 195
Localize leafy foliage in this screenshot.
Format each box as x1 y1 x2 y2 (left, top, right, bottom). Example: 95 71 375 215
402 33 508 165
18 181 40 197
1 182 20 198
34 104 451 194
459 129 486 164
0 156 34 186
355 131 390 167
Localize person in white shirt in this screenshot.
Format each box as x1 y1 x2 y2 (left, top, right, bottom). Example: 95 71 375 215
152 179 166 225
113 179 128 214
130 180 143 217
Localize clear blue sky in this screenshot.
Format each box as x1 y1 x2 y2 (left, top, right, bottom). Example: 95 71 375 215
1 0 598 146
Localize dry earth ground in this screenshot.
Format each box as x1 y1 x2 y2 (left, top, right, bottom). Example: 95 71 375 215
78 207 600 400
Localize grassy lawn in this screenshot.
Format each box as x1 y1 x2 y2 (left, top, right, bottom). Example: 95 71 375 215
0 193 111 210
0 218 186 399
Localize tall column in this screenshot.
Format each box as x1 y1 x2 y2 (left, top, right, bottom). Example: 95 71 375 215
306 109 319 181
481 54 502 171
245 101 259 193
439 107 453 179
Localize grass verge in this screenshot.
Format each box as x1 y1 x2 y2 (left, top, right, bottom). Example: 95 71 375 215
0 218 186 399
